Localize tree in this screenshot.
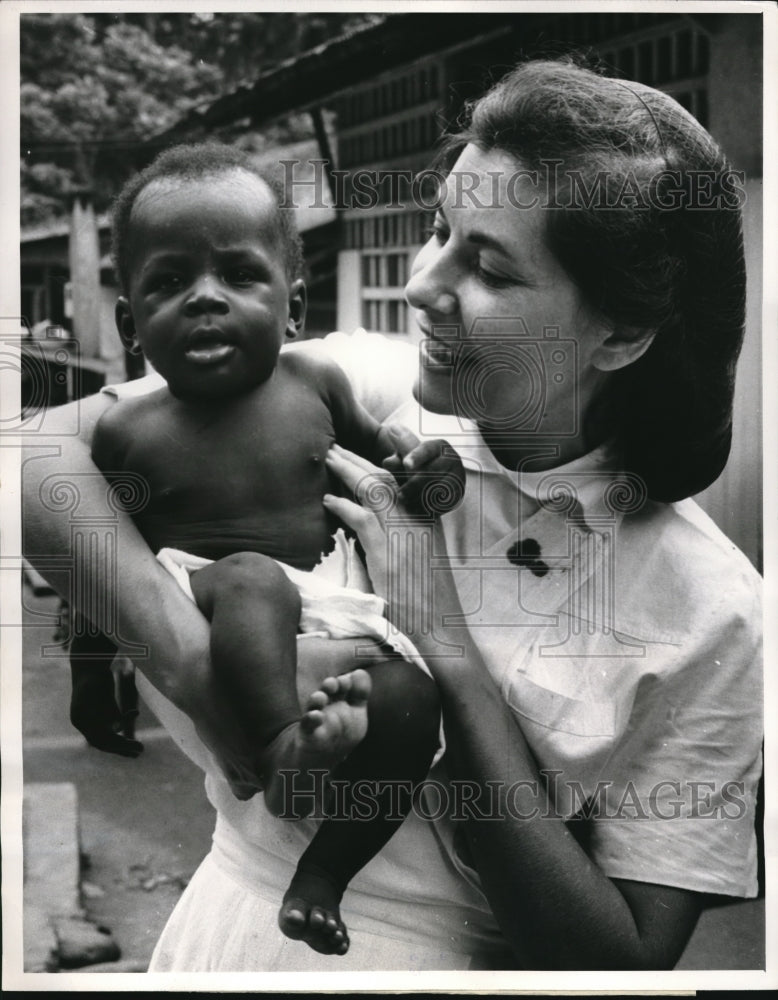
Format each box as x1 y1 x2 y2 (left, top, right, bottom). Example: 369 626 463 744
20 12 380 226
21 13 221 224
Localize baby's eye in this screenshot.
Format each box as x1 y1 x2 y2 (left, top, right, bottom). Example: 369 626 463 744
152 273 184 292
226 268 258 286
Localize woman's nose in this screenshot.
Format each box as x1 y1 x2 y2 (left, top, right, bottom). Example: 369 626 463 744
405 244 458 316
183 276 229 315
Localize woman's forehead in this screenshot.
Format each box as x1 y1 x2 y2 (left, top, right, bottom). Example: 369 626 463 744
442 144 544 211
438 143 552 265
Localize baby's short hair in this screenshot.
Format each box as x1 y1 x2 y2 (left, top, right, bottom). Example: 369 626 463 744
111 142 304 292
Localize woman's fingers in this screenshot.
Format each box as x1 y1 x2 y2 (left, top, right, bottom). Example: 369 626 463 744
321 492 374 532
327 442 390 478
326 445 400 513
322 494 388 598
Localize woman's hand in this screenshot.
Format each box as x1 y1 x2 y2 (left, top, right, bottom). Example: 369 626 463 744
324 444 460 648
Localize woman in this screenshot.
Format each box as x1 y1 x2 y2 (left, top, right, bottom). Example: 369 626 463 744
24 59 761 971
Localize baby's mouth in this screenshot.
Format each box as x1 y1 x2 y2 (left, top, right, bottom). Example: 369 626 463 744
184 328 236 365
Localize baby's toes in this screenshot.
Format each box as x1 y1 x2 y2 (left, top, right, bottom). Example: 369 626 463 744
278 899 307 939
308 908 348 954
345 669 371 705
300 708 324 735
306 689 330 712
318 676 341 699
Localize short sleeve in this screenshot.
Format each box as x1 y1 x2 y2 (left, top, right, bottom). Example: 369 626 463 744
587 570 763 897
313 330 417 422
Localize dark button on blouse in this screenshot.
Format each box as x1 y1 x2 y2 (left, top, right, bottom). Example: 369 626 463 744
506 538 550 577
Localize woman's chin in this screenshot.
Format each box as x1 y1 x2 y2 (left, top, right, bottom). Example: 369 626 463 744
412 371 458 416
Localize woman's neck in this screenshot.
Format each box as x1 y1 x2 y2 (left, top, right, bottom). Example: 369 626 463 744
477 424 598 473
477 370 612 472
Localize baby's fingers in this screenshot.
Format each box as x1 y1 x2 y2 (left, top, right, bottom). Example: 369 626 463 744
401 438 448 471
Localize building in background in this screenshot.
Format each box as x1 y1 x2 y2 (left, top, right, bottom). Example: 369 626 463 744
20 10 763 568
153 10 765 570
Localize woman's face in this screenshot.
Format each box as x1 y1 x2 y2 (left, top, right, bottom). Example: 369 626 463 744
406 144 609 440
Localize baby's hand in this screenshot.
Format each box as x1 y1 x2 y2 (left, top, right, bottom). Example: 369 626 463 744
382 424 465 517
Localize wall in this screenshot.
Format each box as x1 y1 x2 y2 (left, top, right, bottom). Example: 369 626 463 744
694 178 763 571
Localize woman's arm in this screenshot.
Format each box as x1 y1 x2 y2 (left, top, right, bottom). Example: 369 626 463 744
22 394 263 793
324 445 704 970
414 615 703 970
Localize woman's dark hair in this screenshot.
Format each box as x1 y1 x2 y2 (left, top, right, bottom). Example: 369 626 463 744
444 58 747 502
111 142 304 293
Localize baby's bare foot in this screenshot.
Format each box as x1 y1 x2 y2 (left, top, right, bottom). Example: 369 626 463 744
278 867 349 956
263 669 371 817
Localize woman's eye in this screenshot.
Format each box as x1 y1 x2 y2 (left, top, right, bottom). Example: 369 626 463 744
476 263 513 289
423 222 449 245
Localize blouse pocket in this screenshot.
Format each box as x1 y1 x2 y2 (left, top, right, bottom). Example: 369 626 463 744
506 671 617 738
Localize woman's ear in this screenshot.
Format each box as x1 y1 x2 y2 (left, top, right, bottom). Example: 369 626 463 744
591 326 656 372
115 298 143 356
286 279 307 340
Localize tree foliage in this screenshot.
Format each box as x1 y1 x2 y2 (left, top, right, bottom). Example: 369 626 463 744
21 11 379 225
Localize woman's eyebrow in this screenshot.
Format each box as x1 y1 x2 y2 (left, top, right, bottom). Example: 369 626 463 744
438 202 530 269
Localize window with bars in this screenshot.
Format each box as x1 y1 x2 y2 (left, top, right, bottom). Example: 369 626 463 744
345 212 428 251
359 250 413 335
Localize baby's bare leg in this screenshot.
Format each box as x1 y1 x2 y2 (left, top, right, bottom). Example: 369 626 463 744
190 553 370 813
279 657 440 956
295 635 389 701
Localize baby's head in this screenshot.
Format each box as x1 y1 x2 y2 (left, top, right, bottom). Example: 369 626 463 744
112 143 306 401
112 143 303 293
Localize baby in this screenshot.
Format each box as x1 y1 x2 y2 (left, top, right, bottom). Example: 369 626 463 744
69 143 463 956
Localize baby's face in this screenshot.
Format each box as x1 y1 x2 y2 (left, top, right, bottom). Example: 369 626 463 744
119 171 300 401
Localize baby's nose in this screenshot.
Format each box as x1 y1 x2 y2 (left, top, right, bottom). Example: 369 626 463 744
184 277 229 314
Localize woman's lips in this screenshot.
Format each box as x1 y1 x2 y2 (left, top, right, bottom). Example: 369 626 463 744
420 337 456 368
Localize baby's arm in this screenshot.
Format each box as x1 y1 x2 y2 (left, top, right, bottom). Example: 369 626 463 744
323 360 465 517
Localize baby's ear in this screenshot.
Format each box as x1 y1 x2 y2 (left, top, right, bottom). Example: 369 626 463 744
115 298 142 355
286 279 307 340
591 325 656 372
